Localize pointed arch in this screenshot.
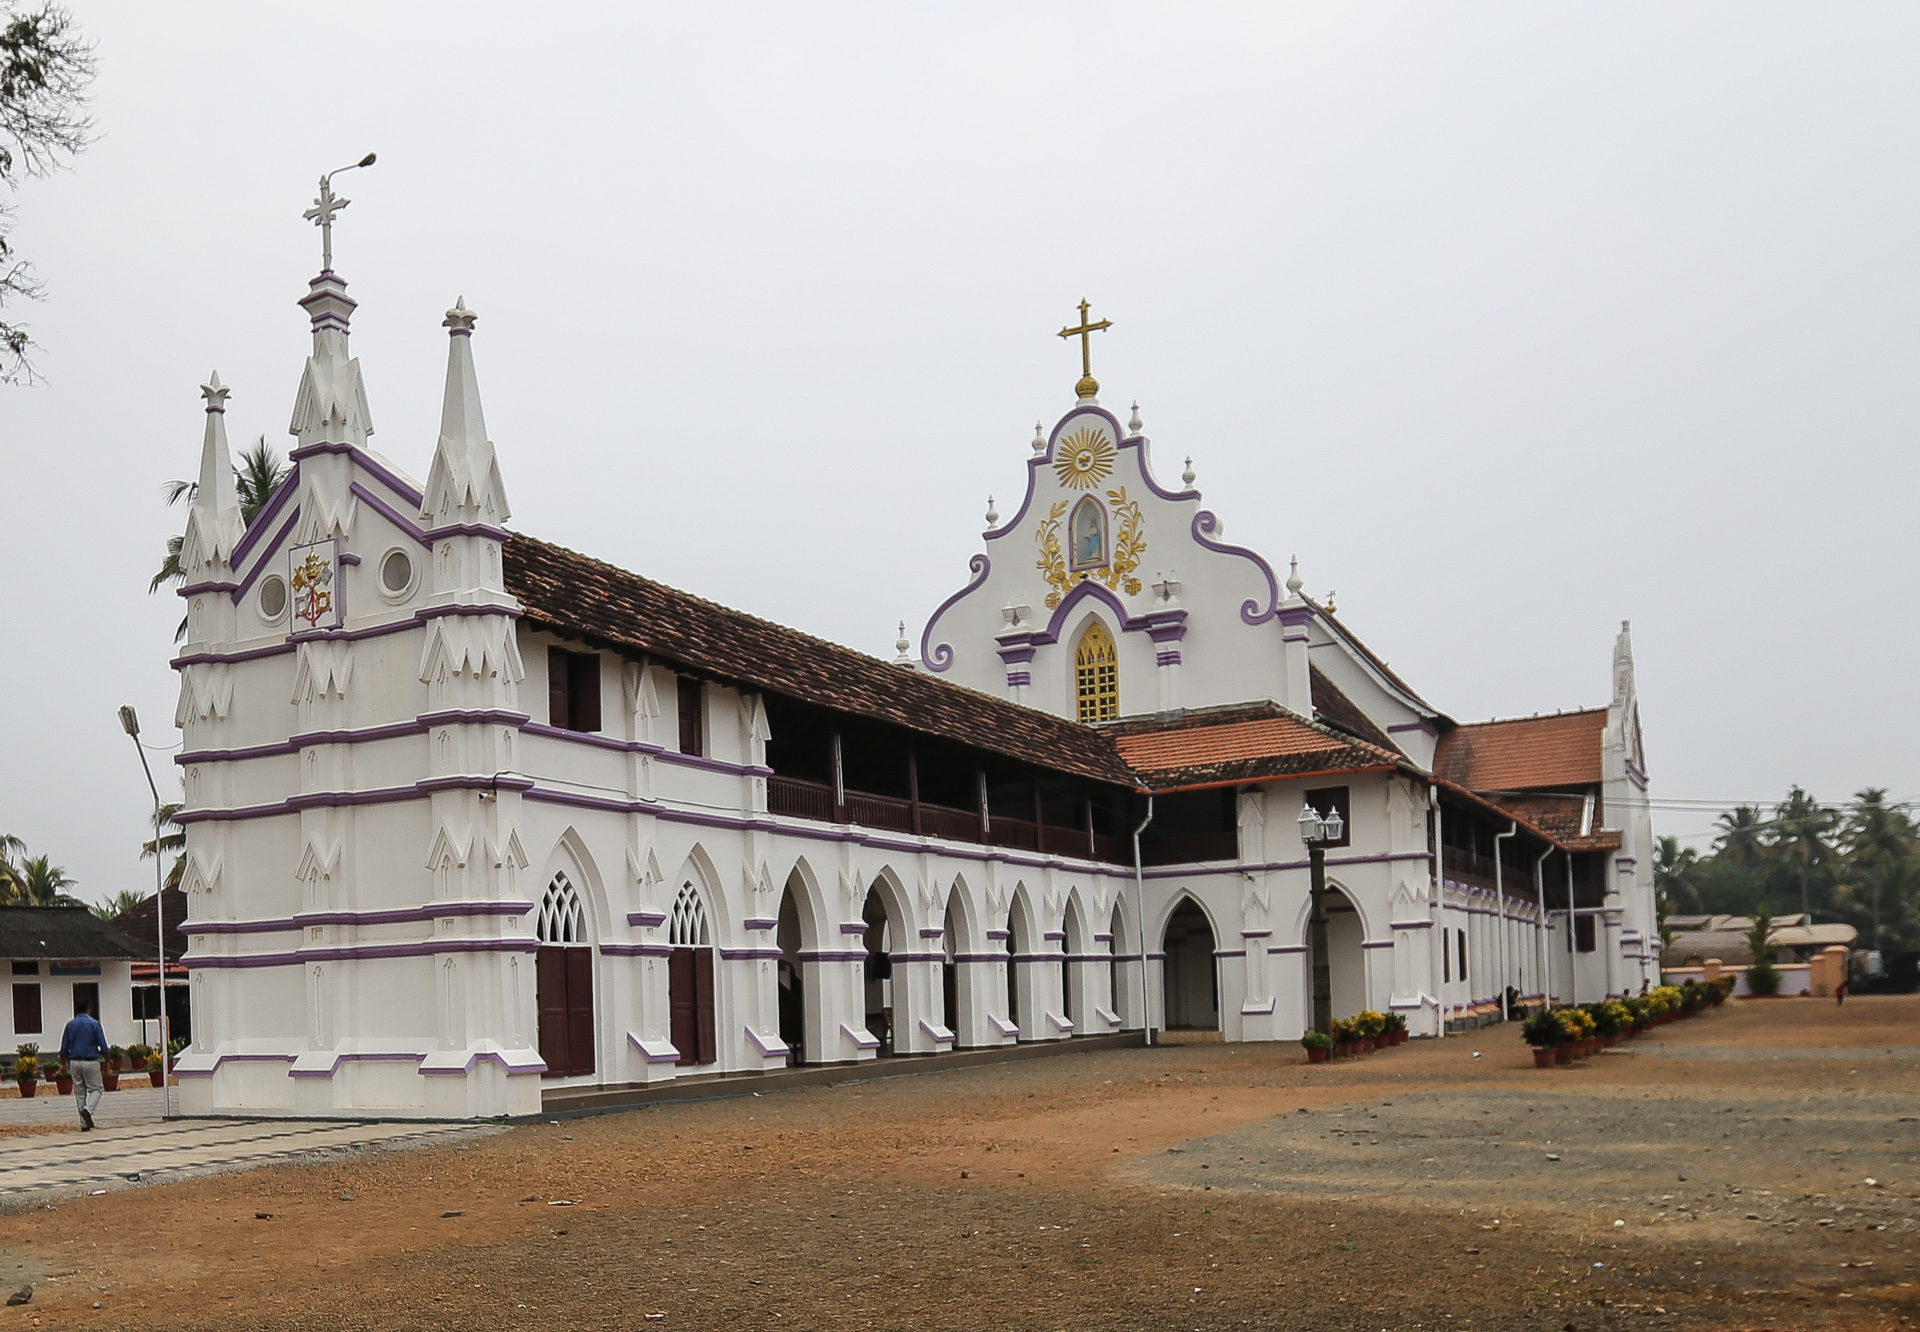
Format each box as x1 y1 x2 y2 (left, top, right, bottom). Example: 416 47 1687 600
1061 889 1092 953
539 827 608 943
1069 494 1109 571
1073 619 1120 722
537 873 587 944
1297 877 1369 1024
1161 892 1220 1032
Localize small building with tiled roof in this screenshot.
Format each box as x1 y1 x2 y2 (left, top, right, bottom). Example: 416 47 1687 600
160 228 1656 1119
0 907 150 1055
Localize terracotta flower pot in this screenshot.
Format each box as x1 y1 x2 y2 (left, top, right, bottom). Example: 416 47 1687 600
1532 1047 1555 1068
1335 1042 1353 1059
15 1079 35 1099
1358 1037 1375 1054
1307 1047 1328 1064
148 1070 165 1088
1554 1043 1574 1065
54 1075 73 1095
101 1073 119 1093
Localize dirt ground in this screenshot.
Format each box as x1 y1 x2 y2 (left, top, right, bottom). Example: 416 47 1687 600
0 996 1914 1331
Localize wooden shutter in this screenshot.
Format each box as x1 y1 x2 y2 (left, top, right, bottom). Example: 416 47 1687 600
11 984 39 1036
547 647 572 729
568 652 602 733
536 947 569 1075
678 677 703 756
669 947 697 1059
1442 929 1450 983
1575 914 1596 953
565 947 595 1076
693 947 717 1065
71 982 99 1017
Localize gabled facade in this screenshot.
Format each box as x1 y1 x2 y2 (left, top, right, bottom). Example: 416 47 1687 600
167 252 1658 1120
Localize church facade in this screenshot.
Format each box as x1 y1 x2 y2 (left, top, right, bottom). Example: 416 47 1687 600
167 243 1655 1120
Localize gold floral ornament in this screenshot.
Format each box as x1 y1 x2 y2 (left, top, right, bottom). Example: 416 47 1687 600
291 550 336 628
1036 486 1146 606
1053 426 1115 490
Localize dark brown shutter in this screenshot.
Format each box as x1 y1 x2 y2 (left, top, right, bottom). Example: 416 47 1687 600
1576 914 1596 953
568 652 602 733
11 984 40 1036
71 982 98 1017
669 947 696 1058
536 947 568 1075
565 947 595 1076
693 947 717 1065
1442 930 1450 983
678 677 703 756
547 647 572 729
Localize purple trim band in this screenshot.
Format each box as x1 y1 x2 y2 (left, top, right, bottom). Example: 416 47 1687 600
1391 919 1435 930
177 774 536 824
1156 651 1181 667
918 927 944 939
921 553 990 672
1212 948 1246 958
288 440 427 509
796 949 867 963
1269 944 1309 954
841 1023 880 1051
628 911 667 927
230 507 301 604
349 482 432 549
1191 510 1280 624
986 929 1011 940
1387 721 1439 738
1006 671 1031 688
171 604 521 670
601 943 676 958
952 953 1009 963
744 917 777 931
717 947 782 960
627 1032 681 1064
189 901 533 934
840 922 870 935
179 710 531 765
1042 930 1065 941
178 579 239 596
229 473 299 567
887 951 945 963
1241 928 1272 939
1361 940 1395 950
186 938 538 969
1142 850 1430 880
289 1051 423 1079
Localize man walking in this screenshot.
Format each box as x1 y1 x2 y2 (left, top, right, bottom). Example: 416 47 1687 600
59 1001 108 1131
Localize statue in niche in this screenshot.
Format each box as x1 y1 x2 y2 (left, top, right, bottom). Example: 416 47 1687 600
1071 495 1107 569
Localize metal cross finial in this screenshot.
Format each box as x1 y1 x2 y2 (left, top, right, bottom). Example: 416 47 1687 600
303 153 377 273
1056 299 1113 400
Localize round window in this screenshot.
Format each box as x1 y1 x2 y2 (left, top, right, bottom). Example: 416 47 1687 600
381 549 414 594
259 574 288 620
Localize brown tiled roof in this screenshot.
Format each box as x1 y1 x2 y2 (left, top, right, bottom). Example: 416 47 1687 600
503 534 1138 787
1102 702 1409 792
1432 709 1606 792
1435 781 1622 855
1310 665 1404 755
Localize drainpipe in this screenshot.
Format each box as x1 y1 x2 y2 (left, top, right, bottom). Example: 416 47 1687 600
1429 786 1445 1039
1493 822 1517 1021
1133 795 1155 1047
1565 854 1578 1008
1533 846 1553 1008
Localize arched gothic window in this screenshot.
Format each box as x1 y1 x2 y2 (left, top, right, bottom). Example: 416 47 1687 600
1069 495 1108 570
669 881 710 947
537 873 587 945
1074 621 1119 722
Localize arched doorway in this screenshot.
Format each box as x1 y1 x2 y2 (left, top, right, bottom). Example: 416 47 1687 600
942 893 962 1042
861 888 895 1054
536 872 595 1077
667 881 717 1065
1161 897 1219 1032
1061 895 1088 1032
1303 883 1368 1024
1008 890 1038 1038
776 877 809 1062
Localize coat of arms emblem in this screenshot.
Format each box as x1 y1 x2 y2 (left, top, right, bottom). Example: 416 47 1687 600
289 539 343 630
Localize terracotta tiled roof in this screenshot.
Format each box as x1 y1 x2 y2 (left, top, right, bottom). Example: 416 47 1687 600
1102 702 1409 792
1432 709 1607 792
503 534 1138 787
1310 665 1404 755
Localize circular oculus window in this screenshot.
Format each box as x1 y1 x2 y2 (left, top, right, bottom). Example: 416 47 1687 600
380 548 416 598
258 574 289 621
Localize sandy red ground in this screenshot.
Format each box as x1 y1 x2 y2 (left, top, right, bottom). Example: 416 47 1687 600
0 995 1914 1330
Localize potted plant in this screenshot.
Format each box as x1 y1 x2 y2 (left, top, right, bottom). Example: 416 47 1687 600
126 1043 152 1072
1383 1011 1408 1045
108 1044 127 1075
1301 1030 1332 1064
1522 1010 1563 1068
53 1063 74 1096
1330 1018 1354 1059
1555 1008 1593 1062
13 1048 38 1099
1353 1010 1386 1053
146 1051 165 1088
102 1048 121 1093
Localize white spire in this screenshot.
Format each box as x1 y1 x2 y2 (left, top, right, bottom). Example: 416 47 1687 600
1031 421 1046 454
1285 554 1304 598
421 298 511 527
179 372 244 571
892 620 916 669
984 495 998 525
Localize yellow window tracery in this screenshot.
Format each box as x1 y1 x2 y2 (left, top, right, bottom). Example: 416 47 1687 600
1075 621 1119 723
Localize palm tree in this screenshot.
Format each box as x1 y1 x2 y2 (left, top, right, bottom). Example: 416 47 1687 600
1769 787 1838 919
151 436 292 637
1840 788 1917 950
0 833 24 902
90 889 146 923
1654 835 1702 915
140 802 185 892
1712 806 1770 869
5 855 78 907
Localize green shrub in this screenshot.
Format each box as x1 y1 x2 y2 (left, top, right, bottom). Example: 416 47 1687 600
1521 1010 1564 1048
1300 1030 1332 1051
1745 962 1781 996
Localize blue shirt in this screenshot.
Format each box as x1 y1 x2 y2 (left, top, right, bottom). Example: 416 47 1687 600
58 1013 107 1062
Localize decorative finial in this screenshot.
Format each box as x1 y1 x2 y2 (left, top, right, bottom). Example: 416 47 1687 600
1128 401 1143 434
302 153 377 274
985 495 999 525
1324 589 1337 615
1031 421 1046 454
1182 455 1196 487
893 620 915 667
200 371 230 412
444 296 477 334
1286 555 1303 597
1056 298 1112 400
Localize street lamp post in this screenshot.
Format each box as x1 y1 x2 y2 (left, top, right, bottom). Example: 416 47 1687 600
117 706 172 1119
1298 800 1345 1036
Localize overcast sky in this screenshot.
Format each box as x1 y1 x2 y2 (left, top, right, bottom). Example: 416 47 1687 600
3 2 1916 906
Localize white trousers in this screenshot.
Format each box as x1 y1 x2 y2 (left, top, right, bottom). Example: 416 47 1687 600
68 1059 104 1117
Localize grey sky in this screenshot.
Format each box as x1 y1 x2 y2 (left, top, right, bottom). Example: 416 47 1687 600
3 3 1916 905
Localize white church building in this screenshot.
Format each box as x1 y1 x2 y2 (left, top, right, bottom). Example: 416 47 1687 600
166 213 1656 1120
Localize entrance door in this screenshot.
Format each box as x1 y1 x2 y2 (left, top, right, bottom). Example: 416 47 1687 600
1162 898 1220 1030
535 873 595 1078
667 882 717 1065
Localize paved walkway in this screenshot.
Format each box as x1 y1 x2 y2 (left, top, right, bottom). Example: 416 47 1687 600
0 1088 490 1205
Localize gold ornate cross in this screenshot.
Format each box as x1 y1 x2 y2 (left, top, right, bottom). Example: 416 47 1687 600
1057 299 1112 400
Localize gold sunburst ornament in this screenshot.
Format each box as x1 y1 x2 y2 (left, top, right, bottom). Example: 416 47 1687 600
1053 426 1115 490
